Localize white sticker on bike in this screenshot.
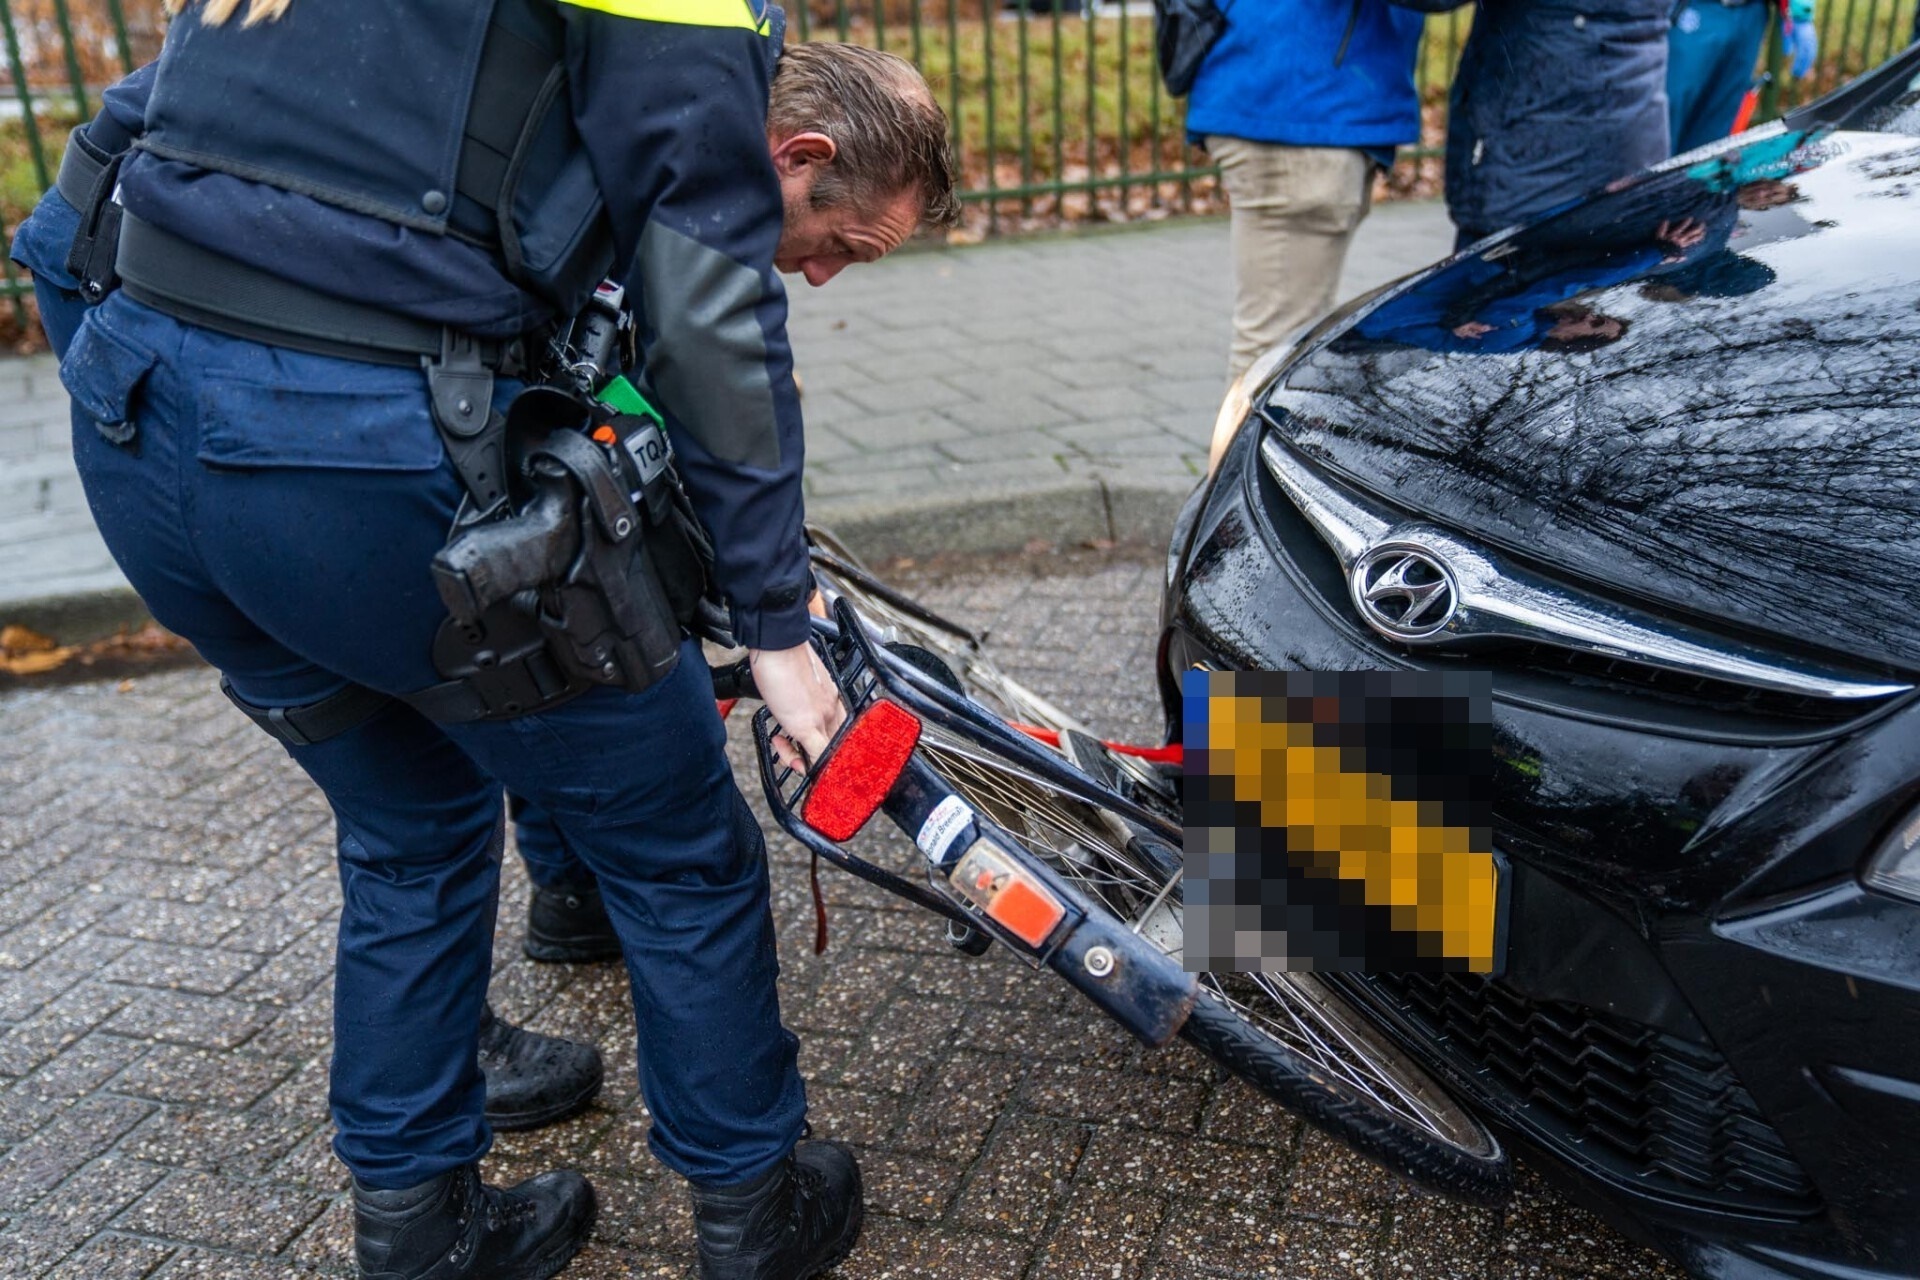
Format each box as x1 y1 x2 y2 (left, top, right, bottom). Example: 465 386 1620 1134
915 795 975 864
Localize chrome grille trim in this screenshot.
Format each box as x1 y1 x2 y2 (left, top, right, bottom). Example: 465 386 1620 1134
1259 433 1911 702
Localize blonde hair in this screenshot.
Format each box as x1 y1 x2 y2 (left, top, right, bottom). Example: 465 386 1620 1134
164 0 292 27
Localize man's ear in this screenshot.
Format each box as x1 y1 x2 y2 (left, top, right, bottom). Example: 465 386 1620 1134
769 130 838 179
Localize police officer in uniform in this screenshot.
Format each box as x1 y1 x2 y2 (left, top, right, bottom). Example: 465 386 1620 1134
12 62 611 1143
52 0 957 1274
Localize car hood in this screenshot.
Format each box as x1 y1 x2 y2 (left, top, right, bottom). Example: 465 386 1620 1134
1266 124 1920 675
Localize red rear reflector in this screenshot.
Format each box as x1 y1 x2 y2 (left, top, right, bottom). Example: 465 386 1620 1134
800 700 921 841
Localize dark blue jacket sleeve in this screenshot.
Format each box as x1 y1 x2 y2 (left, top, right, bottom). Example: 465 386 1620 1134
562 6 812 649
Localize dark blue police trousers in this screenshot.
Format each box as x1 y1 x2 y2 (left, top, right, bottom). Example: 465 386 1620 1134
57 293 806 1190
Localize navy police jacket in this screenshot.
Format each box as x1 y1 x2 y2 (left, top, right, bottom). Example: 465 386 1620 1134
116 0 815 650
1444 0 1675 237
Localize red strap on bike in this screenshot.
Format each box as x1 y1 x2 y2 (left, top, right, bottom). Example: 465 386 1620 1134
1007 721 1185 766
810 851 829 955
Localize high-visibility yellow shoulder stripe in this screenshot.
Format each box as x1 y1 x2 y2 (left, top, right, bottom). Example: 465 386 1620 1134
556 0 769 32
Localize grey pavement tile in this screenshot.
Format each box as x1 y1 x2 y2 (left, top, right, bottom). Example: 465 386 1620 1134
1284 1129 1404 1229
839 378 976 418
12 1030 150 1108
1382 1194 1501 1280
266 1124 349 1196
835 997 964 1097
850 325 976 358
112 1044 294 1111
952 1115 1088 1238
115 1170 330 1256
935 431 1071 465
98 900 250 948
224 929 334 1007
892 1050 1019 1167
832 1216 1033 1280
804 463 942 502
1019 1060 1208 1135
150 1246 328 1279
1036 1184 1166 1280
860 1149 968 1224
104 991 276 1052
0 896 125 971
0 1095 153 1214
805 1084 904 1150
1200 1077 1304 1148
846 349 970 384
0 985 134 1076
280 1191 353 1272
1077 1129 1292 1207
99 942 261 997
1149 1200 1292 1280
1040 386 1156 423
1498 1166 1676 1279
122 1107 315 1180
41 1230 179 1280
1046 360 1162 391
828 410 970 452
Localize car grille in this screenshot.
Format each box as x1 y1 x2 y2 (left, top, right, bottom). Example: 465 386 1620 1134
1249 441 1900 734
1349 972 1823 1217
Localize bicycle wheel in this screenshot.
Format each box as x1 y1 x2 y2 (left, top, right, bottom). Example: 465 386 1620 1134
916 728 1510 1204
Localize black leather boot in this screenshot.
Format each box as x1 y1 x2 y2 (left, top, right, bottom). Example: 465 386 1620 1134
478 1004 604 1132
522 880 621 964
689 1141 864 1280
352 1162 595 1280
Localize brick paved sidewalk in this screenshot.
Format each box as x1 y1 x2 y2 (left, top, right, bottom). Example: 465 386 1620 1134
0 545 1680 1279
0 205 1455 626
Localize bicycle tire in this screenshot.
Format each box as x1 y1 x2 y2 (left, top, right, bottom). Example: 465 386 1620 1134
917 729 1510 1205
1179 982 1509 1205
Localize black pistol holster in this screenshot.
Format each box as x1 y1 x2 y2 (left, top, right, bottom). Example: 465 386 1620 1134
418 355 712 722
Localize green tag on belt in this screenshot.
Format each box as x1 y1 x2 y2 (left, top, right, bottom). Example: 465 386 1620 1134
596 375 663 427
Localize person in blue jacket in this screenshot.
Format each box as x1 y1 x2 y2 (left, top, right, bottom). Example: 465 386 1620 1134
45 1 957 1276
1441 0 1677 249
1184 0 1427 381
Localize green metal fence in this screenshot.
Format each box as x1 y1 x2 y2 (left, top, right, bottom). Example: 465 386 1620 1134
0 0 1916 324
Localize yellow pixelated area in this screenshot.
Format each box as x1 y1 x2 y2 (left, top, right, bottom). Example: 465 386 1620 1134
1206 694 1499 971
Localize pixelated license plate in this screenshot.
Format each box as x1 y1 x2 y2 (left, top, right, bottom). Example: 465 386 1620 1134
1181 669 1506 975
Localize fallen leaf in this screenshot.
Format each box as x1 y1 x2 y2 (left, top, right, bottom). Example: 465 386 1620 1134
0 624 59 656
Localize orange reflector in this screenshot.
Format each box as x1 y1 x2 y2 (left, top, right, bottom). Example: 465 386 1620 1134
949 837 1067 950
592 425 618 445
800 700 921 841
988 876 1067 949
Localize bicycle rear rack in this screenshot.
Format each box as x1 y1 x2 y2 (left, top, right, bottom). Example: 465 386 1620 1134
751 599 1196 1046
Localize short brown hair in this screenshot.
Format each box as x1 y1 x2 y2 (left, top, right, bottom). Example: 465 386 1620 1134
769 43 961 230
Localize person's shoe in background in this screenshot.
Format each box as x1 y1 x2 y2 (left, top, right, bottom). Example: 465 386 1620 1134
523 880 621 964
479 1003 604 1132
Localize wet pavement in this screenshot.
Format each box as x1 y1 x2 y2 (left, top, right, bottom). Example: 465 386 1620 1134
0 544 1683 1279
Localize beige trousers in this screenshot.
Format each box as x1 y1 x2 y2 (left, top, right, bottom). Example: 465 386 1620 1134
1210 138 1375 382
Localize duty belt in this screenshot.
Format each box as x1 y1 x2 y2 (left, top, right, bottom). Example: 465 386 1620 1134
108 212 587 739
116 213 525 372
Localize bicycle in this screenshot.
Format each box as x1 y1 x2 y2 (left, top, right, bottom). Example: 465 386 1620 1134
741 538 1511 1205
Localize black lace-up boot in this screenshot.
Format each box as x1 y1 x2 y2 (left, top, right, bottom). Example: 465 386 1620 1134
523 880 621 964
352 1162 595 1280
689 1141 864 1280
477 1003 604 1132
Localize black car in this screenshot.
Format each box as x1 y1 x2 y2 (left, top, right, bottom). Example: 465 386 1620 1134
1157 47 1920 1280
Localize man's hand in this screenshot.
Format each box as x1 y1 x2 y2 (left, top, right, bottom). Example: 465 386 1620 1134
1654 217 1707 258
750 641 847 771
1452 321 1494 339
